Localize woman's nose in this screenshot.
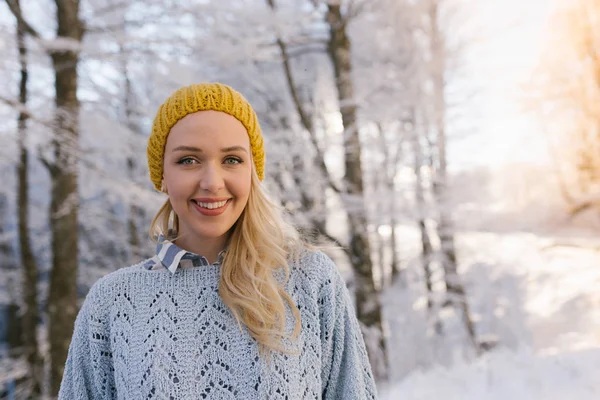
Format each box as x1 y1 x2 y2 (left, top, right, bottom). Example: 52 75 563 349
199 163 225 193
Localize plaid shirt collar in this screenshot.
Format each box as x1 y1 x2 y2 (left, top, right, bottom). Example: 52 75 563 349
150 236 226 275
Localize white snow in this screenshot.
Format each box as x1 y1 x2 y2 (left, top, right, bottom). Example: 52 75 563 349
381 347 600 400
381 229 600 399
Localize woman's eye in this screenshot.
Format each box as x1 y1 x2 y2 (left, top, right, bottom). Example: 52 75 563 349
177 157 196 165
224 157 242 165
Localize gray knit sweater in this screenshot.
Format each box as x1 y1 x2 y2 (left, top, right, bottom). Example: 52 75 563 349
58 250 378 399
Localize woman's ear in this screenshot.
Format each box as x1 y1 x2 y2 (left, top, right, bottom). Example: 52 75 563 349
161 180 168 194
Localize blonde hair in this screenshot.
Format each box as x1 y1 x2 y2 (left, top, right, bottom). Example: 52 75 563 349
149 169 304 354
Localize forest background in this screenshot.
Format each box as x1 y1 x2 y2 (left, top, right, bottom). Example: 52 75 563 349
0 0 599 398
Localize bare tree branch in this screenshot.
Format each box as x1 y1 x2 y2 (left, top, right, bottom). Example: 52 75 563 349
3 0 41 39
568 191 600 216
37 145 56 176
0 95 54 128
266 0 342 194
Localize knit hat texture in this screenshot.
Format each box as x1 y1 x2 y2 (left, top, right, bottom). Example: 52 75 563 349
147 83 264 190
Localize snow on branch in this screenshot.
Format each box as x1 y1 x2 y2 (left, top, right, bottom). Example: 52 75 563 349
568 190 600 216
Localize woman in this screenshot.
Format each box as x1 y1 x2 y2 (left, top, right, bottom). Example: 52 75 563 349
59 83 378 399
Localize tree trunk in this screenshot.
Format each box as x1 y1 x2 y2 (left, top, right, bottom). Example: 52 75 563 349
15 0 43 394
325 3 387 380
47 0 83 394
1 196 30 397
127 157 141 263
387 130 402 285
376 231 386 288
266 0 343 247
428 0 479 354
372 124 394 287
390 217 398 285
389 204 400 283
410 113 440 333
0 194 17 289
121 49 142 264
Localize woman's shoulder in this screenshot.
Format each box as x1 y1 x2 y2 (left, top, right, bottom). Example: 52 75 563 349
85 258 152 299
289 248 344 290
291 247 334 269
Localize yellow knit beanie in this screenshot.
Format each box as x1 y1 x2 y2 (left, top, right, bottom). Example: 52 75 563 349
147 82 265 190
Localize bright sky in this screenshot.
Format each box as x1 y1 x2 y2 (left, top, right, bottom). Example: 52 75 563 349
450 0 557 171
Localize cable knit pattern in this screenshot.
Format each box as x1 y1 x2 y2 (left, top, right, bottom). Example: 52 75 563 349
58 250 378 399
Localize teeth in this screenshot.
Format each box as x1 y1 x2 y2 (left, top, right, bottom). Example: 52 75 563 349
196 200 227 209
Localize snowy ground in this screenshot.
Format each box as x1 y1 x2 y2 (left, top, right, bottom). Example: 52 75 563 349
381 230 600 399
381 347 600 400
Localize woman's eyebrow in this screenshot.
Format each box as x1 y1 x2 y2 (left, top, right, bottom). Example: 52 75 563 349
171 145 248 154
221 146 248 154
172 145 202 152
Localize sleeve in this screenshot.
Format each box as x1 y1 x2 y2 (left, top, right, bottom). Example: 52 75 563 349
58 284 116 400
318 253 379 400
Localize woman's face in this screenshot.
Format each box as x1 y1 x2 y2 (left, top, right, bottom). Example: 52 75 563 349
162 110 252 249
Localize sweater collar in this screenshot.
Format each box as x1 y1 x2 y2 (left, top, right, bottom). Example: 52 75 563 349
155 236 226 275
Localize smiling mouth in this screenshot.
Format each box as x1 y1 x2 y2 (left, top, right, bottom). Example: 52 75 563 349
191 199 231 209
